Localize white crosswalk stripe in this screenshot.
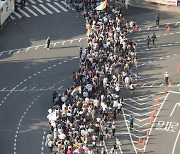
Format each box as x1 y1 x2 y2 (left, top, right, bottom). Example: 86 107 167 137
39 4 53 14
13 11 22 18
18 8 30 17
32 5 46 15
10 15 15 20
25 6 38 16
46 0 51 2
61 1 75 10
29 0 36 4
38 0 43 3
46 3 60 13
54 2 68 12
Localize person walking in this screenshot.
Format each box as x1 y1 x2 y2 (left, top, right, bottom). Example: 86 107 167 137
151 32 156 45
164 72 169 85
112 121 116 137
46 36 51 49
125 0 129 9
146 35 151 48
129 115 134 130
155 13 160 27
79 46 83 58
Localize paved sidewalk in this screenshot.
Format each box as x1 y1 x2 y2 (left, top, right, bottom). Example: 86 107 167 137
129 0 180 13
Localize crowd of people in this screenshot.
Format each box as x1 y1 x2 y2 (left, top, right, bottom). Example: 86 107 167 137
45 0 140 154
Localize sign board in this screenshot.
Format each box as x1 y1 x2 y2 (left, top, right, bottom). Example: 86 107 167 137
145 0 178 6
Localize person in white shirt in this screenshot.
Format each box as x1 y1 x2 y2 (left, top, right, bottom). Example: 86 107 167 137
164 72 169 85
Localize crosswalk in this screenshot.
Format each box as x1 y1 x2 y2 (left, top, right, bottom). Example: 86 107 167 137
11 0 74 19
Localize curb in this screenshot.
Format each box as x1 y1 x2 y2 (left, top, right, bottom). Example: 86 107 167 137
129 2 180 14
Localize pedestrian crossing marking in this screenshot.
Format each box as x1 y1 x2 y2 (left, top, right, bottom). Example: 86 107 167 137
61 1 75 10
29 0 36 5
10 15 15 20
38 0 43 3
54 2 68 12
32 5 46 15
39 4 53 14
46 3 61 13
13 11 22 18
18 8 30 17
25 6 38 16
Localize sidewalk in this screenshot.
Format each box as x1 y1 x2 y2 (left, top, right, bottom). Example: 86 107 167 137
129 0 180 14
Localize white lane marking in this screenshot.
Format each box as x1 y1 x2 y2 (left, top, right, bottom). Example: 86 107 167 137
170 102 180 117
13 11 22 18
70 40 73 44
169 33 174 35
58 86 63 90
54 2 68 12
177 83 180 86
122 109 137 154
172 129 180 154
29 0 36 4
62 41 65 45
39 4 53 14
31 86 36 90
25 7 38 16
46 3 61 13
21 87 27 90
159 83 164 87
46 0 51 2
32 5 46 15
144 93 169 151
1 87 6 91
18 8 30 17
164 34 168 36
176 31 180 34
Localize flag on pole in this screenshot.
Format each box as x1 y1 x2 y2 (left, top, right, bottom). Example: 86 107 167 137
95 0 108 11
71 86 81 96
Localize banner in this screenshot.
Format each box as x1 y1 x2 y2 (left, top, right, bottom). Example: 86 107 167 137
145 0 177 6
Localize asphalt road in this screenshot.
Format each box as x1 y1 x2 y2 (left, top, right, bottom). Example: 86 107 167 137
0 2 180 154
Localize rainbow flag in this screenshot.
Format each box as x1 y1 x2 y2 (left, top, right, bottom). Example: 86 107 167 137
71 86 81 96
95 0 107 11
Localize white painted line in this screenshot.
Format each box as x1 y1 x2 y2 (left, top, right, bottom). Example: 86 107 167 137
13 11 22 18
31 86 36 90
43 69 47 71
169 33 174 35
122 109 137 154
58 62 62 64
46 0 51 2
26 47 30 51
32 5 46 15
38 71 41 73
170 102 180 117
18 8 30 17
17 49 20 53
172 129 180 154
164 34 168 36
24 79 27 82
10 15 15 20
46 3 60 13
39 4 53 14
1 87 6 91
58 86 63 90
138 28 141 31
79 38 82 42
53 64 56 67
53 43 56 47
54 2 68 12
159 83 164 87
177 83 180 86
28 76 32 79
38 0 43 2
29 0 36 4
70 40 73 44
62 41 65 45
33 73 37 76
176 31 180 34
141 83 146 87
21 87 27 90
144 93 169 151
25 7 38 16
61 1 75 10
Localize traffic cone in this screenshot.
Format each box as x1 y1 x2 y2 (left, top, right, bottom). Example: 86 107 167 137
169 80 172 85
156 98 160 103
142 149 145 154
153 105 157 112
149 118 153 124
134 25 138 31
142 139 146 146
146 131 150 138
164 88 168 93
138 138 142 144
177 66 180 72
167 26 170 32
